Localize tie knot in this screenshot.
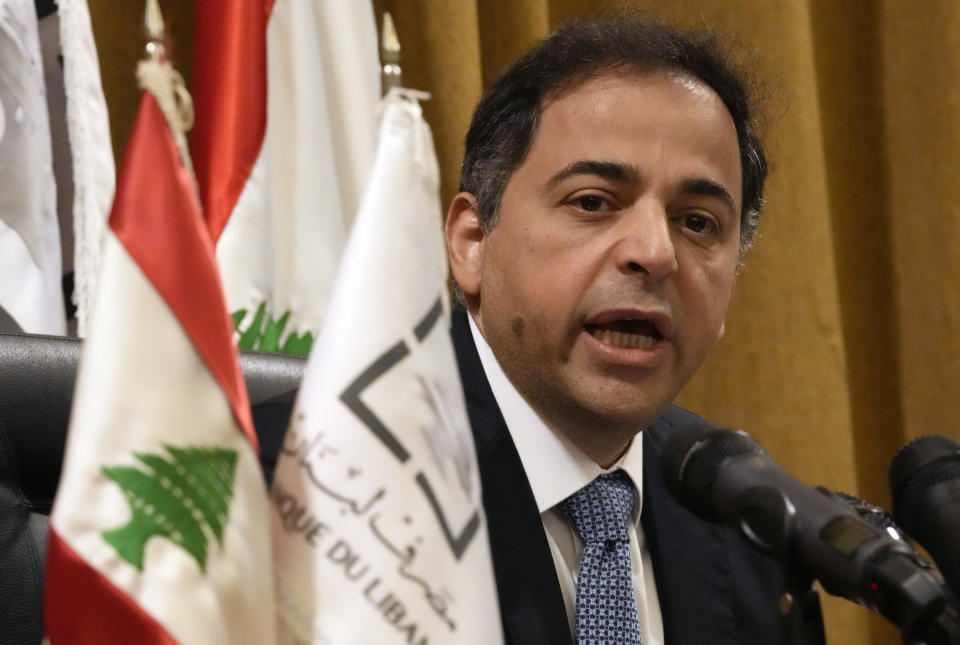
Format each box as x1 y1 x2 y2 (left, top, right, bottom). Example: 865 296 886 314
557 471 636 544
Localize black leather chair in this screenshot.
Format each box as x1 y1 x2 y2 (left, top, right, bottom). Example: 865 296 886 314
0 333 304 644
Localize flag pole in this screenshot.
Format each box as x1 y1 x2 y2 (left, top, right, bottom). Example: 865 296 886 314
138 0 195 176
380 12 402 95
144 0 165 59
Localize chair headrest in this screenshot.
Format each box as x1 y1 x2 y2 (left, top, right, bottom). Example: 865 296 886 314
0 333 306 510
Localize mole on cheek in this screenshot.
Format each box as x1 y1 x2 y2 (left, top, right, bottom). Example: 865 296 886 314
511 317 525 338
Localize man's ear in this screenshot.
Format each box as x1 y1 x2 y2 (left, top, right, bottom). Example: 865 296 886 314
445 192 485 306
717 321 726 341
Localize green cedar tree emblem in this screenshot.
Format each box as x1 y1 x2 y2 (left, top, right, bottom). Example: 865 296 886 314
101 445 238 573
232 301 313 356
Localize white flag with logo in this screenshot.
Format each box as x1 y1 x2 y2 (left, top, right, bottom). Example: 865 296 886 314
271 90 503 644
0 0 64 334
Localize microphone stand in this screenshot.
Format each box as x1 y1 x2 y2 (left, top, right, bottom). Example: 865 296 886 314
778 569 826 645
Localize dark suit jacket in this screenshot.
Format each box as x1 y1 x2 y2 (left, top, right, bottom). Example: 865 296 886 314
451 308 825 645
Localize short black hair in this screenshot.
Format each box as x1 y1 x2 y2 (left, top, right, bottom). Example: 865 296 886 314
459 14 767 254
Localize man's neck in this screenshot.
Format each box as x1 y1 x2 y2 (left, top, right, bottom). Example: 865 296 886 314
537 404 637 468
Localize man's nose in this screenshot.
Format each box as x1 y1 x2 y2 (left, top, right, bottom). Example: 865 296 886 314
614 203 678 281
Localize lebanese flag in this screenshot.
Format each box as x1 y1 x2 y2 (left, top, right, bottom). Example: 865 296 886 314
191 0 379 356
44 59 275 644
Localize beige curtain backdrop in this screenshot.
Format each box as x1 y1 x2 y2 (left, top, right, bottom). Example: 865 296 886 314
88 2 960 644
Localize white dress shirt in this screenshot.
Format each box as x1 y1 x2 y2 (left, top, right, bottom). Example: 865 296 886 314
469 316 664 645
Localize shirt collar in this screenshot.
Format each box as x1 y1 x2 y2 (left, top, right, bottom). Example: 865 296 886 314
468 314 644 519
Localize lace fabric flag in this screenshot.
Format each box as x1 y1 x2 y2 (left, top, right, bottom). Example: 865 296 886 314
57 0 115 336
0 0 64 334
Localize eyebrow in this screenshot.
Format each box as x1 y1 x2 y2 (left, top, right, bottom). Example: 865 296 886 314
545 160 739 214
677 178 738 215
546 160 640 188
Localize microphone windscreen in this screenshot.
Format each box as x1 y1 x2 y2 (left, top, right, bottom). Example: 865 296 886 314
660 425 761 519
659 423 709 489
889 435 960 534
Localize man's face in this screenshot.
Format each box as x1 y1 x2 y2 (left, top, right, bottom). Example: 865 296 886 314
453 71 743 462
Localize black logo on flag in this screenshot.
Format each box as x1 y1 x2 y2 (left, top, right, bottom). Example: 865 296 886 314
339 296 480 560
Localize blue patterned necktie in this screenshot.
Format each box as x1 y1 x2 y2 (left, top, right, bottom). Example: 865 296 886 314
557 471 642 645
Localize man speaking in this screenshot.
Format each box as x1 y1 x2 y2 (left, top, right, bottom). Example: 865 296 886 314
444 14 825 645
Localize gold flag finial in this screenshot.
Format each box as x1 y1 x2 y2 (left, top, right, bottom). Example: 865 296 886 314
137 0 194 150
144 0 165 59
380 12 402 95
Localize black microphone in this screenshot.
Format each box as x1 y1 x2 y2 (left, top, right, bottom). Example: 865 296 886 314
890 435 960 596
661 424 954 639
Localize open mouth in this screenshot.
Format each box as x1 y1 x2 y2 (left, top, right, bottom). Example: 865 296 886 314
585 318 663 350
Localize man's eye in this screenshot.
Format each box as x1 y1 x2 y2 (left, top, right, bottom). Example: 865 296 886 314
683 214 716 234
576 195 605 211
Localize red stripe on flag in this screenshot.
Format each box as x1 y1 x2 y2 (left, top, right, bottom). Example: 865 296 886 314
109 92 258 451
191 0 275 242
44 530 182 645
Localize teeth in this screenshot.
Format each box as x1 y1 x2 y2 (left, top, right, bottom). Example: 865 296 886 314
590 327 657 349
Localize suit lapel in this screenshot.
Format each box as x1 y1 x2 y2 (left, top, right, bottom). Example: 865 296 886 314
451 308 572 645
451 307 747 644
643 413 736 645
